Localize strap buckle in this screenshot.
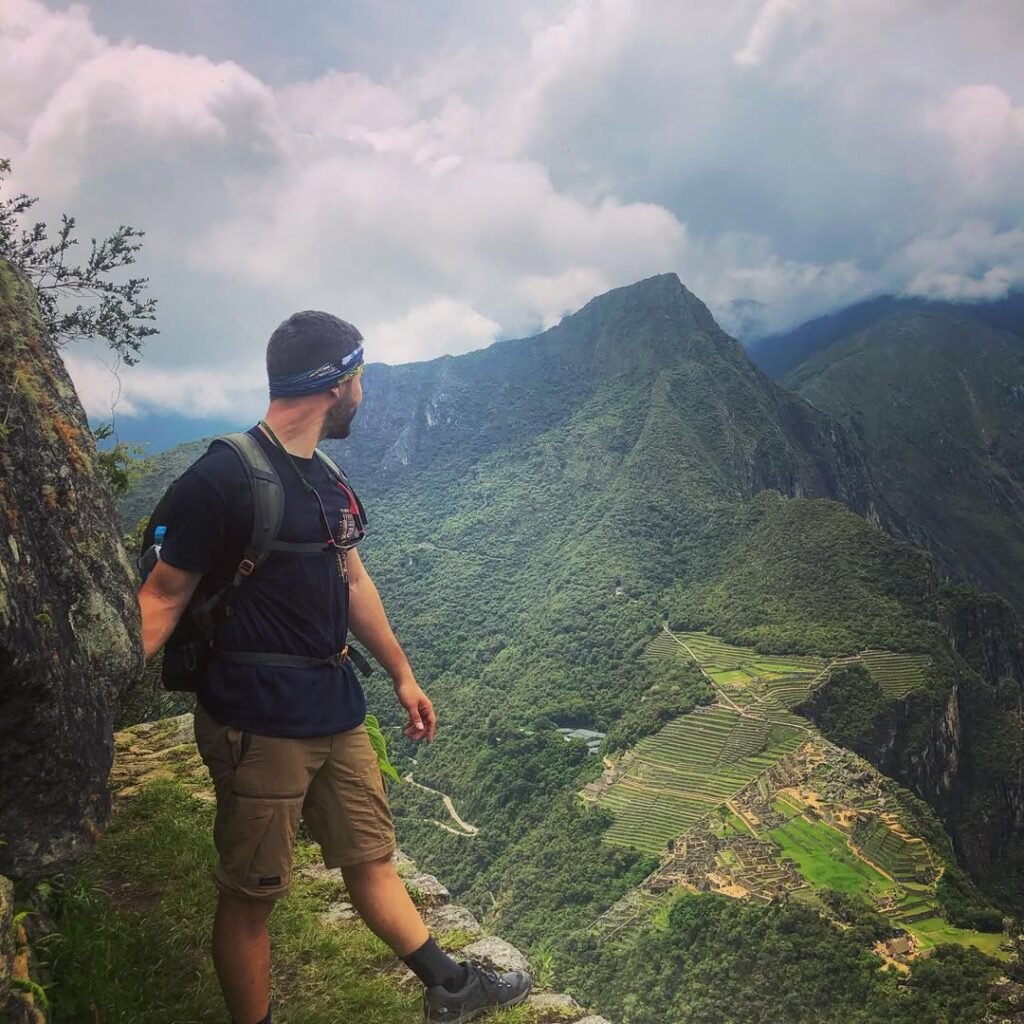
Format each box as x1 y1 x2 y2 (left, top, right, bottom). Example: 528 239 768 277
238 558 256 577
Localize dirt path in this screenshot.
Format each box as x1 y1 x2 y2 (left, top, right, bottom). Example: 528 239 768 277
663 625 745 714
403 774 479 835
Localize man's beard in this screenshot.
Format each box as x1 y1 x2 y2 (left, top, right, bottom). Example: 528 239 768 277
321 393 359 440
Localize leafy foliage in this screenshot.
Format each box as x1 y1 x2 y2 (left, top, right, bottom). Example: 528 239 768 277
365 713 401 784
0 158 157 362
801 662 888 753
91 422 152 498
566 893 1006 1024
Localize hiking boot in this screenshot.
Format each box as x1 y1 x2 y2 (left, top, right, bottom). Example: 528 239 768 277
422 959 532 1022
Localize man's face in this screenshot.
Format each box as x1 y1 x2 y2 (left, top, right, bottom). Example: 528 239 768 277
321 370 363 440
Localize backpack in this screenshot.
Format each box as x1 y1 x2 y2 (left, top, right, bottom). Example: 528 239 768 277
141 432 373 692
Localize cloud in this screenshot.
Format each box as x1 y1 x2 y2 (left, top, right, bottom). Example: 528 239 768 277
63 347 267 420
4 0 1024 416
733 0 807 68
935 85 1024 193
371 298 500 365
899 222 1024 301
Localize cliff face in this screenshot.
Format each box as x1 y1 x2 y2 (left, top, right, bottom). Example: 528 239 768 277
788 311 1024 614
807 584 1024 909
932 588 1024 896
0 259 143 878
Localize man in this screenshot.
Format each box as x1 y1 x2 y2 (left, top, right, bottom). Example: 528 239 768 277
137 311 532 1024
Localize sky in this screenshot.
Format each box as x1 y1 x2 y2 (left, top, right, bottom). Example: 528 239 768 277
2 0 1023 421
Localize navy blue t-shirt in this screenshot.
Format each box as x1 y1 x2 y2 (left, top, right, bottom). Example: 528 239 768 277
159 426 368 738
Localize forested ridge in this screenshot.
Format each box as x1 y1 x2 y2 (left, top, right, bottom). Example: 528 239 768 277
124 275 1024 1022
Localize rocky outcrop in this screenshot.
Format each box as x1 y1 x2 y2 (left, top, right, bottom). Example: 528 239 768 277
0 259 143 878
110 714 614 1024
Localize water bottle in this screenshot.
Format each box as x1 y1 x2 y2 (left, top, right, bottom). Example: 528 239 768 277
139 524 167 582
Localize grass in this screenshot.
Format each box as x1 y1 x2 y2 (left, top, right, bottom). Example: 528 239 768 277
907 917 1009 959
709 669 754 685
767 815 894 898
42 780 420 1024
772 793 805 816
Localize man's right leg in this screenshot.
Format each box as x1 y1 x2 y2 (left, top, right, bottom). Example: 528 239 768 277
212 892 275 1024
194 704 324 1022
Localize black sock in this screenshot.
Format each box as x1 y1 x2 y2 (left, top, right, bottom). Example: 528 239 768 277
402 936 468 992
232 1007 270 1024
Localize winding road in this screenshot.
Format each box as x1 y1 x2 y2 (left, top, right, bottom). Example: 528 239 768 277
403 773 480 836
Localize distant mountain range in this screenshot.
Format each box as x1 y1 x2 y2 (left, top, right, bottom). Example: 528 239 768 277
747 290 1024 379
125 275 1024 1024
93 411 247 455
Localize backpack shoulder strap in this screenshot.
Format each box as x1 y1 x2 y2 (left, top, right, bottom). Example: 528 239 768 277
314 448 368 528
211 432 285 578
314 448 348 484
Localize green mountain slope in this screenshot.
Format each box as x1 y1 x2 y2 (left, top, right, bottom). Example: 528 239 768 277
123 275 1024 1023
786 310 1024 613
748 290 1024 379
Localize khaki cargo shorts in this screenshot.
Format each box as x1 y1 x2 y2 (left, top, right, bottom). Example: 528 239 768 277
193 703 397 901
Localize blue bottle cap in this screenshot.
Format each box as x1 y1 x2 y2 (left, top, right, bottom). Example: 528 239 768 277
154 525 167 542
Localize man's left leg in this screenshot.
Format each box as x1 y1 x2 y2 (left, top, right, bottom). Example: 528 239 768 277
341 853 428 956
304 722 532 1019
343 853 471 990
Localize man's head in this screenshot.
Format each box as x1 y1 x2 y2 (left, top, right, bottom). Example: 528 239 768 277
266 310 365 440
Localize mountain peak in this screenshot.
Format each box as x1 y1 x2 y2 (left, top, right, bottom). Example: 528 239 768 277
570 272 720 334
535 272 742 378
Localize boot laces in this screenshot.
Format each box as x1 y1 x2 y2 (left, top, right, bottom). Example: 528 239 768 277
468 959 509 988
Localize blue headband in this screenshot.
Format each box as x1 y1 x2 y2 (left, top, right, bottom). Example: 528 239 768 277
268 345 364 398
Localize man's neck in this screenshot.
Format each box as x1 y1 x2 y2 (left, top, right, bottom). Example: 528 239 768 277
259 406 324 459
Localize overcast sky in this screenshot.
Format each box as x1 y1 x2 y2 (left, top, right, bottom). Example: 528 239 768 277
3 0 1023 419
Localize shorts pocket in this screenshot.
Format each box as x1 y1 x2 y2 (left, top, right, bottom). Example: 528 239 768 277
217 794 301 897
225 727 254 768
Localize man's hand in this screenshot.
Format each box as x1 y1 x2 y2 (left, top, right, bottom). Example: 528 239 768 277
394 676 437 743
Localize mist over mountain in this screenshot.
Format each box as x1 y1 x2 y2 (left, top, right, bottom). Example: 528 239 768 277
749 291 1024 380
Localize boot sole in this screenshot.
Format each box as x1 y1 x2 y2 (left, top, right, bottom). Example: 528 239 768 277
423 978 533 1023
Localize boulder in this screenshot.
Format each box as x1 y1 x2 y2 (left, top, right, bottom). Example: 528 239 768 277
0 260 143 877
459 936 530 975
423 901 484 938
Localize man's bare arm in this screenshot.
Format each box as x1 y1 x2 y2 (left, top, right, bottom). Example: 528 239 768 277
138 560 203 659
346 547 436 741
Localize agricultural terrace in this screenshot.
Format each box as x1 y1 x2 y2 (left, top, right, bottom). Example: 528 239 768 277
606 632 944 884
858 651 931 698
598 705 805 854
853 815 937 884
644 630 826 710
644 630 932 706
